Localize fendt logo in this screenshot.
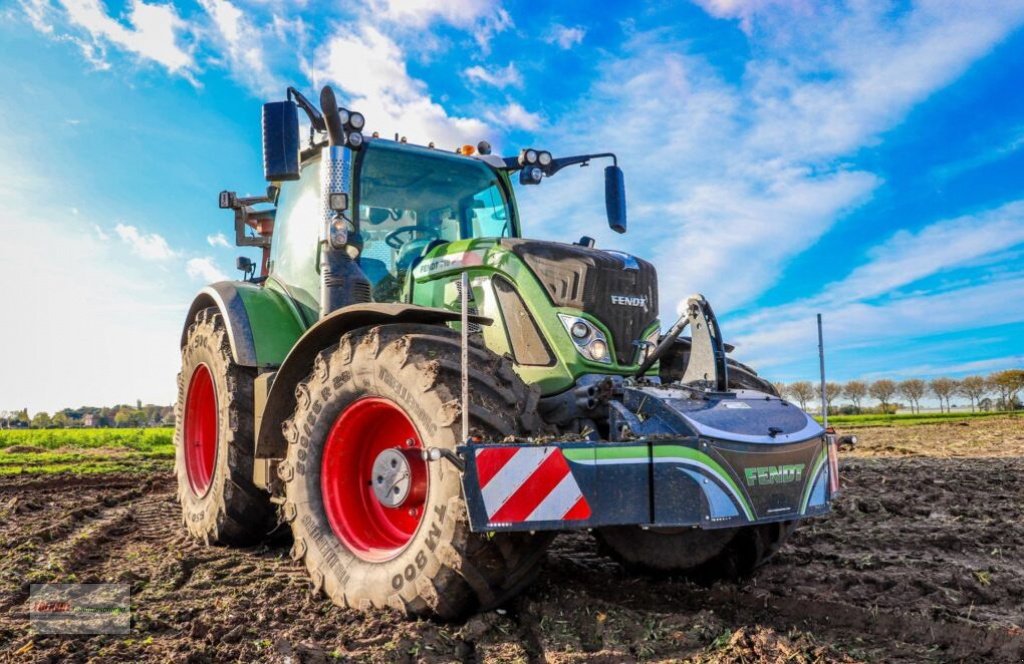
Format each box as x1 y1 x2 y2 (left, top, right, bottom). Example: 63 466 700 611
610 294 647 308
744 464 805 487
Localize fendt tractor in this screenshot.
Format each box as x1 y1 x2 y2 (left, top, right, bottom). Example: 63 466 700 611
175 85 838 617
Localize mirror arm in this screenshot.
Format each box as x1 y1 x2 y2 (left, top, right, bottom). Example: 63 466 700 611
287 87 325 133
500 153 618 175
546 152 617 176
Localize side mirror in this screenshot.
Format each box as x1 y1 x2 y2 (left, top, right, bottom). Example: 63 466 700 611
605 165 626 234
262 101 300 182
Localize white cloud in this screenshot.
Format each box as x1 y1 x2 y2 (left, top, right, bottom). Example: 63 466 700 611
545 23 585 49
186 256 229 282
692 0 801 34
486 102 542 131
114 223 177 260
198 0 273 95
206 232 231 248
19 0 56 34
726 201 1024 379
312 25 493 147
519 3 1024 318
2 208 185 412
56 0 197 79
821 201 1024 304
374 0 512 48
464 62 522 89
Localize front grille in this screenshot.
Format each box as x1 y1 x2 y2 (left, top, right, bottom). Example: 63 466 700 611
501 239 658 365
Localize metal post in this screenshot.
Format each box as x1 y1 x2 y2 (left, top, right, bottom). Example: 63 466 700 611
817 313 828 428
460 272 470 442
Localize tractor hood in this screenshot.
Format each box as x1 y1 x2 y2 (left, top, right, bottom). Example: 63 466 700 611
498 239 658 365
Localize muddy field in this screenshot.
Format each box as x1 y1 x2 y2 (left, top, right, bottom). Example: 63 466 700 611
1 417 1022 663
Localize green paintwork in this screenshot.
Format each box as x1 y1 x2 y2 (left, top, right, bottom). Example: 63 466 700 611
563 445 649 462
252 140 657 394
234 281 308 366
409 238 660 395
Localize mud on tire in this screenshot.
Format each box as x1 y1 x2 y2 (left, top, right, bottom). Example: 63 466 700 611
174 307 275 545
280 323 552 619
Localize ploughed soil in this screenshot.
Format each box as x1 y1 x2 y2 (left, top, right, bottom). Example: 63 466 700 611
1 417 1022 663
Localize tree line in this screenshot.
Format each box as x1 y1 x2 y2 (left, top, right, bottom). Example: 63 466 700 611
773 369 1024 415
0 402 174 429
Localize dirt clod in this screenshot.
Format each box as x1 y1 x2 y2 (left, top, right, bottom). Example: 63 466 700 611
1 417 1022 662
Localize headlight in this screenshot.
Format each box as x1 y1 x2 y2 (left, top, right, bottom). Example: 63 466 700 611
328 218 348 249
348 111 365 130
525 149 538 164
538 151 552 166
338 109 350 126
558 314 612 364
346 132 363 148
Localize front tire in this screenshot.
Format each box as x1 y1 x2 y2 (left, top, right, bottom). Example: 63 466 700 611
281 324 551 618
174 308 274 545
596 521 796 579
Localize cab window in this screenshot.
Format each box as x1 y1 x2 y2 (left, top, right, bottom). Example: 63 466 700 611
356 142 513 300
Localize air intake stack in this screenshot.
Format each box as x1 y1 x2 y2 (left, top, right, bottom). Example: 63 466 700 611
318 85 371 318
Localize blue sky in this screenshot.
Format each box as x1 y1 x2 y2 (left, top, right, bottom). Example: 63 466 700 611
1 0 1023 412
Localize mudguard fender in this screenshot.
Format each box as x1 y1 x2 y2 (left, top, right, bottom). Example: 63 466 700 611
180 282 307 367
254 303 492 459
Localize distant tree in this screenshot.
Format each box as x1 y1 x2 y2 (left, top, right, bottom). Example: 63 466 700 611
824 382 843 415
15 409 30 427
129 410 147 427
989 370 1024 412
114 410 132 428
786 381 816 411
51 412 69 428
843 381 868 413
771 382 787 398
31 412 52 429
869 380 898 413
898 379 926 414
930 377 958 413
958 376 989 413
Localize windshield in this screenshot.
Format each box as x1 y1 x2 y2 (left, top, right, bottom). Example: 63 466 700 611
355 141 514 298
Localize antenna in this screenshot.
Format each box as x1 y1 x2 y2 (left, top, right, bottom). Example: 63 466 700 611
817 313 828 427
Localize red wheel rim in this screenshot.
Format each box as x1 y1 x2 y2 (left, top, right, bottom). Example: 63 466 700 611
183 364 218 496
321 397 428 562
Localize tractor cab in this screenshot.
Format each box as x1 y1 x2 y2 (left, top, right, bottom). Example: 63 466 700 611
351 141 518 300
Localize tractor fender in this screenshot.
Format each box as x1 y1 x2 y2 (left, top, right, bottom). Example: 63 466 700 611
181 282 307 368
254 303 493 459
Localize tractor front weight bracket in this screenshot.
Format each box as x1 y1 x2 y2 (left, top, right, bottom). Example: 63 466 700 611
458 433 833 534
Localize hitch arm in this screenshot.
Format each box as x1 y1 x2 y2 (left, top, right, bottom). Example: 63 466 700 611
634 294 729 391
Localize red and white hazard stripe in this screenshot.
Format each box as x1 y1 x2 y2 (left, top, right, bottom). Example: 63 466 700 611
474 446 591 524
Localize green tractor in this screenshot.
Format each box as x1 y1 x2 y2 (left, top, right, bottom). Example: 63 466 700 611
175 86 837 618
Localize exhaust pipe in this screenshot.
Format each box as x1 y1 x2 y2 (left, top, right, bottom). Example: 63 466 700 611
318 86 370 319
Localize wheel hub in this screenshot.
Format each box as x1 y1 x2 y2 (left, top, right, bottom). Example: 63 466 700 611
371 448 418 507
321 398 429 562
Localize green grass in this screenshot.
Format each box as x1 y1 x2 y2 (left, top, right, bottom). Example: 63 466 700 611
0 428 173 475
816 410 1015 428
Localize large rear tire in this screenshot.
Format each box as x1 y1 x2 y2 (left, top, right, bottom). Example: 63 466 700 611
280 324 552 618
174 308 275 545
